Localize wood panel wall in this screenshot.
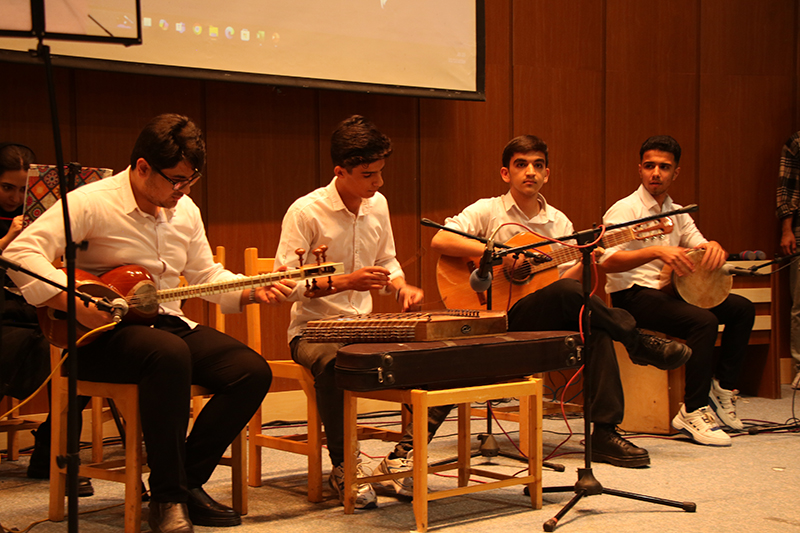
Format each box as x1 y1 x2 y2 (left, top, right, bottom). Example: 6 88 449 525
2 1 798 402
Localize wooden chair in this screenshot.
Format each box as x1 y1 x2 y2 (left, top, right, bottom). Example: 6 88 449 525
244 247 406 503
49 246 246 533
0 395 40 463
342 378 543 533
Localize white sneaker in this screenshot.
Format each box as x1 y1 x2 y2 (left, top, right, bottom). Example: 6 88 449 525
709 378 744 430
328 461 377 509
375 451 413 498
671 405 732 446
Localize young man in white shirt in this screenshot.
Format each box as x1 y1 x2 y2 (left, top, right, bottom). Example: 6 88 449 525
601 135 755 446
274 115 423 508
426 135 691 469
5 114 295 533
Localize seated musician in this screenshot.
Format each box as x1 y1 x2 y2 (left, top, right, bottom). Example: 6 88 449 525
4 114 295 533
416 135 691 474
274 115 424 509
600 135 755 446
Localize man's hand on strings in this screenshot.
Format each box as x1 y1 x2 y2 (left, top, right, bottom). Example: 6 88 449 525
396 284 424 312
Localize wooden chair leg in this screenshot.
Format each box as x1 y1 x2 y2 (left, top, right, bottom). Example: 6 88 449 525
91 396 104 463
230 430 247 515
49 379 68 522
411 389 429 533
248 407 263 487
305 383 324 503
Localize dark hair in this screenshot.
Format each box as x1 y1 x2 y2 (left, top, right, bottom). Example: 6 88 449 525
129 114 205 171
640 135 681 164
0 142 37 176
502 135 548 168
330 115 393 170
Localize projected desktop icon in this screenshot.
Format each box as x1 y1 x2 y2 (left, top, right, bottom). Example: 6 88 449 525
143 17 152 27
193 25 202 35
209 26 219 38
241 29 250 41
176 22 186 34
159 19 169 30
225 27 235 39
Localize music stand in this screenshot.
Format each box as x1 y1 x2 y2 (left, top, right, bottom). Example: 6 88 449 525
495 209 699 531
0 3 141 532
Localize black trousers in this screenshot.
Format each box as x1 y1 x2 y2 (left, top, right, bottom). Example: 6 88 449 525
76 315 271 503
506 278 637 426
612 285 755 413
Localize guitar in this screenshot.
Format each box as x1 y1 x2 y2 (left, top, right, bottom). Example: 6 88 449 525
436 219 673 311
38 261 344 348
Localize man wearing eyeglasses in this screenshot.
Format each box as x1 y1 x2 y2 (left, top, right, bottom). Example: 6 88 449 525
4 114 295 533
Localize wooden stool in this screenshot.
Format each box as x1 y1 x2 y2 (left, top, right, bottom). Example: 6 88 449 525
342 377 543 532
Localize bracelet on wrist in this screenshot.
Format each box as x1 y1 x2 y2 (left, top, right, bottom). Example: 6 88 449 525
249 288 257 304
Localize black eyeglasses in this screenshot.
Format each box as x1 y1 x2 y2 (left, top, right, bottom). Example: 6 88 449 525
149 164 202 191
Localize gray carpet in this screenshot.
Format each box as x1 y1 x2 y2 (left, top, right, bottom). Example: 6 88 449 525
1 386 798 533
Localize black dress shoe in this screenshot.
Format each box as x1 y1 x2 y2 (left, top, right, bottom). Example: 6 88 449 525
591 424 650 468
629 330 691 370
186 487 241 527
148 501 194 533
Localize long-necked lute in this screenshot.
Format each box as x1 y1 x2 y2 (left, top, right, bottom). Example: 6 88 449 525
38 261 343 348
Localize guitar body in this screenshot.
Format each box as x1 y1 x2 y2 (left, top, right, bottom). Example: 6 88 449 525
37 266 159 348
437 233 560 311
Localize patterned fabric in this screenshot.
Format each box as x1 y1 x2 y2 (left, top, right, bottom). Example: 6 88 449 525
24 164 112 226
776 131 800 244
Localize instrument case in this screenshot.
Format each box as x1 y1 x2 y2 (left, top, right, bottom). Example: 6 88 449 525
335 331 582 391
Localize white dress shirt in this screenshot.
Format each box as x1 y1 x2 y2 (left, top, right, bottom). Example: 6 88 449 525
4 168 243 326
275 177 404 342
601 184 707 293
442 191 576 276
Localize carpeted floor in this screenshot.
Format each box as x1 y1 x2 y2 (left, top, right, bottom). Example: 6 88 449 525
1 386 798 533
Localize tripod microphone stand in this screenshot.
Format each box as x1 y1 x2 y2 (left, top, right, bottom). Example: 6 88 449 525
532 223 696 532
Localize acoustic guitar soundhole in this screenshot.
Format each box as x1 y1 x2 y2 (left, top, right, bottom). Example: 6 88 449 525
504 259 534 285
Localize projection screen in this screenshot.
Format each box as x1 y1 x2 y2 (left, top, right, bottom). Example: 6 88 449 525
0 0 484 100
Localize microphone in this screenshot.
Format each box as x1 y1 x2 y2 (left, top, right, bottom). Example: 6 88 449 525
110 297 129 323
728 250 766 261
721 264 765 276
469 240 495 293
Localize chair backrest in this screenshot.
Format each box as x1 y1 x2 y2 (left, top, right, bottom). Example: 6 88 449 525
244 247 275 355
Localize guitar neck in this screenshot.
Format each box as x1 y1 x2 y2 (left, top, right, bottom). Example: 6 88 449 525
528 227 634 273
155 263 343 303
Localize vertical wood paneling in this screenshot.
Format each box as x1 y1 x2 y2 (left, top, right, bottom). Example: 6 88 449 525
699 0 796 256
605 0 699 220
513 0 605 231
0 63 74 165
